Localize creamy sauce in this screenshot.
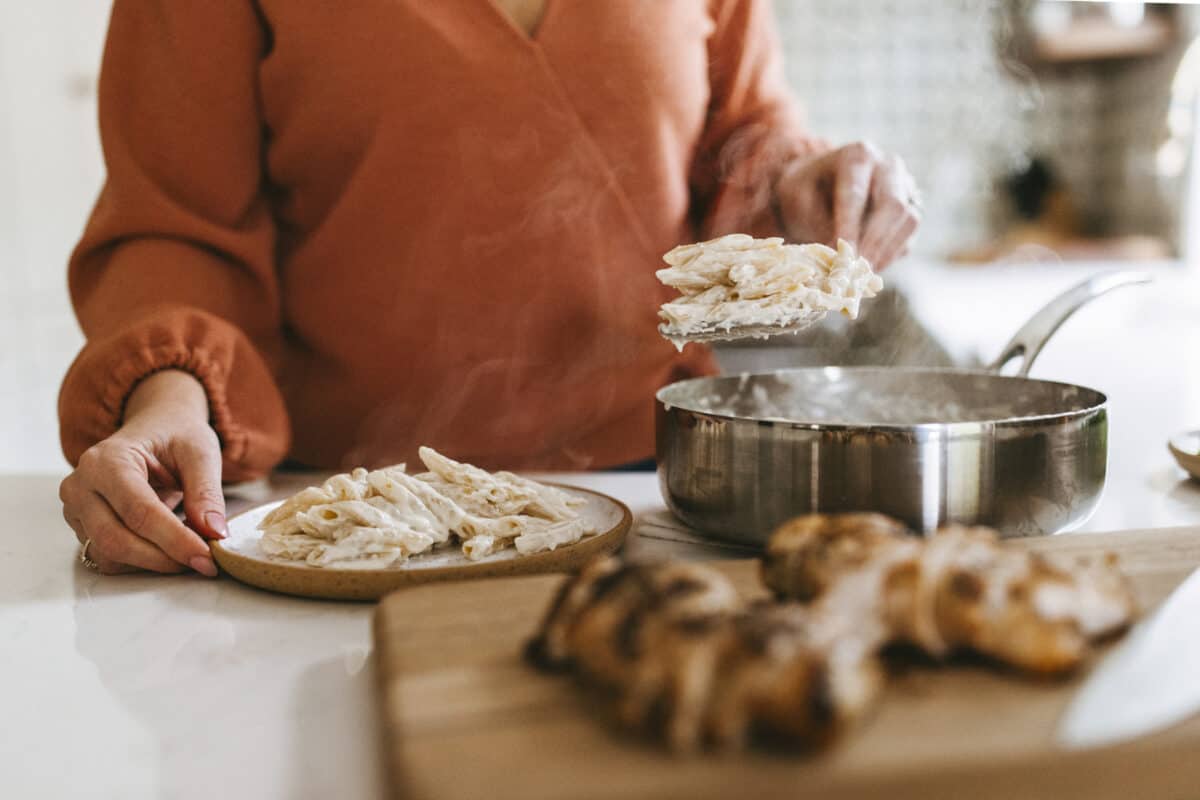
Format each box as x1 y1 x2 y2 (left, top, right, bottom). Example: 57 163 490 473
257 447 593 568
657 234 882 344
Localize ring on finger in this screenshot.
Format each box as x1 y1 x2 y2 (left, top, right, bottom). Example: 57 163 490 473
79 538 100 572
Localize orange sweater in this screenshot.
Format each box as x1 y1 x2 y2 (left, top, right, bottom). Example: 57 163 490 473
60 0 818 477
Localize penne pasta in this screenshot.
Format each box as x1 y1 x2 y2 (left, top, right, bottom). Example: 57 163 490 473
258 447 597 568
656 235 883 345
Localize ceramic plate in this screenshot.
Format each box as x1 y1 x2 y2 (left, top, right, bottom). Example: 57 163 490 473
210 484 632 601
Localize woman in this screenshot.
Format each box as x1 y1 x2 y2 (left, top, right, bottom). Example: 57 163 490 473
58 0 920 577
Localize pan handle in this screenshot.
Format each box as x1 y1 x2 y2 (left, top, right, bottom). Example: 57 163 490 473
988 271 1153 377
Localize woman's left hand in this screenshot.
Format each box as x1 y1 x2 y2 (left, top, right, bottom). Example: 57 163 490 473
774 141 921 269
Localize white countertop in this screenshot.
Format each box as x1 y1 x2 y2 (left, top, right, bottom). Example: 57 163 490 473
0 472 693 800
4 260 1200 799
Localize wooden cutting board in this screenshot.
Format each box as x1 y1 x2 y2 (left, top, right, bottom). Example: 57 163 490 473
374 526 1200 800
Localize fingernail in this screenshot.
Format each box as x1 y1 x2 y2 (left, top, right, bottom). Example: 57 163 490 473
204 511 228 539
190 556 218 578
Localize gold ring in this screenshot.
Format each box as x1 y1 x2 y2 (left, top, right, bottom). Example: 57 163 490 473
79 538 100 572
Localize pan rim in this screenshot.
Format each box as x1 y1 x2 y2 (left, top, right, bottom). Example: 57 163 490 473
655 366 1108 431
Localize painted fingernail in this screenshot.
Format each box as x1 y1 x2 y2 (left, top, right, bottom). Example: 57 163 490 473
204 511 228 539
190 556 218 577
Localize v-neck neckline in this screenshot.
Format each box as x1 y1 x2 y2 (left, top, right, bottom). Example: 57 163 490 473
481 0 558 48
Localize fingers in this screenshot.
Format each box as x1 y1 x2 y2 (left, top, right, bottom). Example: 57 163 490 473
833 142 881 246
778 141 920 260
773 156 833 246
145 460 183 510
63 508 87 546
859 156 921 268
173 436 228 540
777 141 914 252
76 490 187 575
89 454 215 572
877 213 920 270
156 489 185 510
861 214 913 270
65 443 219 577
66 504 134 574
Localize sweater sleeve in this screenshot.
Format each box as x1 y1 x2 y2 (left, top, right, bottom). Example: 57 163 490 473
59 0 290 481
691 0 831 239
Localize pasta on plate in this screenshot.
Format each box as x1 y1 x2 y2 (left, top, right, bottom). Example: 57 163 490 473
257 447 595 569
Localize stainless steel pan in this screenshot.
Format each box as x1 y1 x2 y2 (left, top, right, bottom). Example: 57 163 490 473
656 272 1150 543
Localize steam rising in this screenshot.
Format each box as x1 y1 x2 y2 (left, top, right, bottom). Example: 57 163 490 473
344 104 671 471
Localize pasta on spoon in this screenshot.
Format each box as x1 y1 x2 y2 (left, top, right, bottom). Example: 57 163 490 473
656 234 883 348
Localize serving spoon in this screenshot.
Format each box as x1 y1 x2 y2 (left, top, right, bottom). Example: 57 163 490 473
658 309 829 348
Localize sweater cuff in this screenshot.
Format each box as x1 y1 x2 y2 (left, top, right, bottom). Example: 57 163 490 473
59 306 290 481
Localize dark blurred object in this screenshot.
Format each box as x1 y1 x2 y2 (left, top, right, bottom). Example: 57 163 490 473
1008 157 1056 221
951 157 1172 264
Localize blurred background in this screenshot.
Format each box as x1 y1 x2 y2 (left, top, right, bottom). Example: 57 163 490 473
2 1 1199 472
779 0 1198 261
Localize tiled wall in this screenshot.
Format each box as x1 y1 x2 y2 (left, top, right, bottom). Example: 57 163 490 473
1022 21 1195 240
774 0 1027 255
1100 37 1193 238
1024 64 1107 232
773 0 1194 252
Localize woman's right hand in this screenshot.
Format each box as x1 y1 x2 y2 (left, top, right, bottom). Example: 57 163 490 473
59 370 227 576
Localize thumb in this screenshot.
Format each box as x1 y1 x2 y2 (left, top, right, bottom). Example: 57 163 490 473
174 435 228 539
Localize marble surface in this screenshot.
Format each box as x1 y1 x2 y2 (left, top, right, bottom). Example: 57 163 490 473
0 472 718 800
5 261 1200 798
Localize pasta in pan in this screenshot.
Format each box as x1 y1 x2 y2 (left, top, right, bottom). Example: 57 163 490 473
258 447 594 568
